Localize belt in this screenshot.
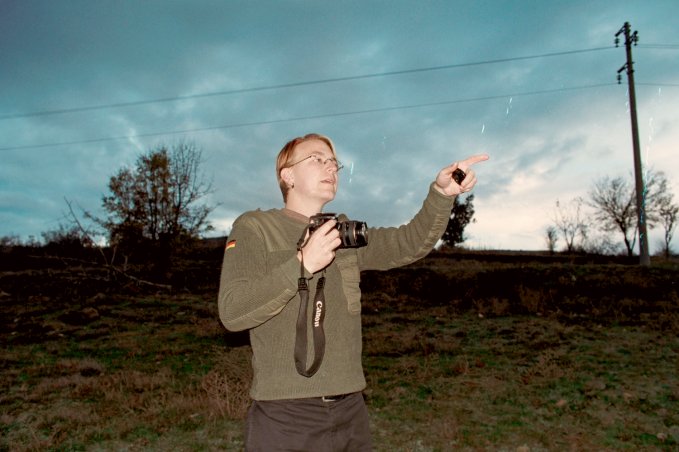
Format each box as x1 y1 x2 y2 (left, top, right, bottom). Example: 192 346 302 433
321 393 350 402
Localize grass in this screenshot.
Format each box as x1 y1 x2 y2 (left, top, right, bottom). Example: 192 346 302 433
1 290 250 451
1 249 678 450
363 310 679 450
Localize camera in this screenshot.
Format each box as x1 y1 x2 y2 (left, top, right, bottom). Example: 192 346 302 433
452 168 466 185
309 213 368 248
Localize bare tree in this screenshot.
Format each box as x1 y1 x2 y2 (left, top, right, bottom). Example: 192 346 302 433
587 169 670 257
657 191 678 258
587 176 636 256
552 197 588 252
544 225 558 254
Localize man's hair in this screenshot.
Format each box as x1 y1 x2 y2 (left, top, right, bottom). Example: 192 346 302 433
276 133 336 202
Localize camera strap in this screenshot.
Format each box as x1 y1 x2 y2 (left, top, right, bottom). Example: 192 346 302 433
294 226 326 377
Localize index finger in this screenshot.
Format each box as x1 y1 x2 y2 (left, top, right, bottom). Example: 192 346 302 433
460 154 490 169
313 218 338 234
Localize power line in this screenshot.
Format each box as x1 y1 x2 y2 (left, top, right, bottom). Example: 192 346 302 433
0 82 618 152
637 82 679 87
638 44 679 49
0 46 615 121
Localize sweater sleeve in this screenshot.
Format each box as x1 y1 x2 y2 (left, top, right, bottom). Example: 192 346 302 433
357 182 455 271
217 213 307 332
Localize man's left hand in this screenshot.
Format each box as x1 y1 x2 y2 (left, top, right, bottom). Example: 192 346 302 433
434 154 489 196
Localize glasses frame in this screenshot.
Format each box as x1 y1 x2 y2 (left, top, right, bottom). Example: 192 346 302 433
286 154 344 172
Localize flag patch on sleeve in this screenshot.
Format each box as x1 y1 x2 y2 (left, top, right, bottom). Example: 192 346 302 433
225 240 236 250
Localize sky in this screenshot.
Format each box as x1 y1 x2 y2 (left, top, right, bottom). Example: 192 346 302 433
1 0 678 253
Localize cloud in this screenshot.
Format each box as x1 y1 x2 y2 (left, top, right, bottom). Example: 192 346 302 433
1 1 678 254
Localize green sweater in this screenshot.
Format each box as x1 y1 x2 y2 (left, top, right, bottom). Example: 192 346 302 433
218 183 455 400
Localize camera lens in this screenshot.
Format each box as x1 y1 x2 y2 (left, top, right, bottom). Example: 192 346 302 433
338 221 368 248
308 213 368 248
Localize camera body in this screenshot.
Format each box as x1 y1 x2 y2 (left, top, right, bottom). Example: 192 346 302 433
452 168 466 185
309 213 368 248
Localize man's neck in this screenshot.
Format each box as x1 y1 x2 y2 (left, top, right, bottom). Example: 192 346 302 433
285 198 325 218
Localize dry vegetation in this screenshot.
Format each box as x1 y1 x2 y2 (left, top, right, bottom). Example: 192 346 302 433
1 246 678 451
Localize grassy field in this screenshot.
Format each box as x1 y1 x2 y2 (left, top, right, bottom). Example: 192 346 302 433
1 248 678 451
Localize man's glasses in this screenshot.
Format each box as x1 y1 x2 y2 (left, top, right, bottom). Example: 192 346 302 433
287 154 344 172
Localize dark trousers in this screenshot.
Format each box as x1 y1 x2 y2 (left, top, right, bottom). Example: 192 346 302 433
244 392 372 451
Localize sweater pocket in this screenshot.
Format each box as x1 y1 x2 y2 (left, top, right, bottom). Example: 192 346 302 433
335 251 362 315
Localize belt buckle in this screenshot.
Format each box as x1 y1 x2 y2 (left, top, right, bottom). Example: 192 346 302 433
321 394 344 402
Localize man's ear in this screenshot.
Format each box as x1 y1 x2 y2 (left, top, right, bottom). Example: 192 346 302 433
280 167 293 186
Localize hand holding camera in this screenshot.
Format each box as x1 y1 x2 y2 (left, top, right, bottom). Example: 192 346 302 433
299 213 368 273
298 218 341 273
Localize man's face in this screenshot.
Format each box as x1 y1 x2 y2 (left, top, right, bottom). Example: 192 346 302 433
287 139 339 205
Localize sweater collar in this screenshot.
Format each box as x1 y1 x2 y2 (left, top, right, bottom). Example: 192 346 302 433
280 208 309 224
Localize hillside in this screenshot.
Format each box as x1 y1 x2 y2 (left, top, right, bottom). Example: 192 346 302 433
1 244 678 450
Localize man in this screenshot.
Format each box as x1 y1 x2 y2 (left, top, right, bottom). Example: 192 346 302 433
218 133 488 451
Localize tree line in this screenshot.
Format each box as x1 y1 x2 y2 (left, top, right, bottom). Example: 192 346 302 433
547 169 678 258
2 143 214 284
2 142 676 285
1 142 476 280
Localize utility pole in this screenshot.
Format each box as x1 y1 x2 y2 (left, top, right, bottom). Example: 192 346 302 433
616 22 650 266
